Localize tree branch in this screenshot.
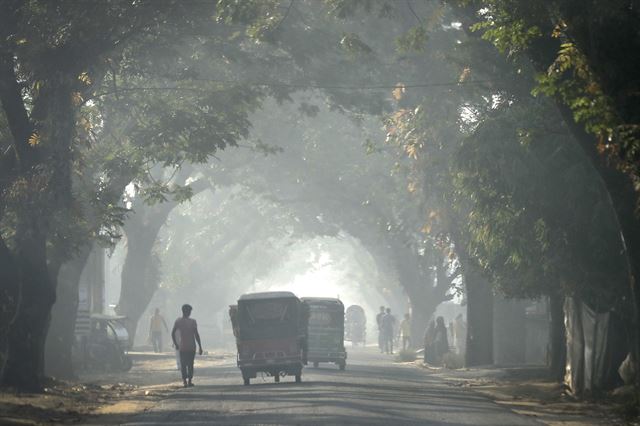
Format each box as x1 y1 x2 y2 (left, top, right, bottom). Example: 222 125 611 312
0 52 35 168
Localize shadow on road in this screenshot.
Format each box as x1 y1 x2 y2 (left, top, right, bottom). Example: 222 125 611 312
81 349 542 425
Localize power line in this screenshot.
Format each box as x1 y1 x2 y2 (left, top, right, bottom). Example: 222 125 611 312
150 77 492 91
86 78 493 101
406 0 424 26
273 0 295 32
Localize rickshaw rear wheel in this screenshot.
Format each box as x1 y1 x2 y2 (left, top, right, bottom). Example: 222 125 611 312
295 373 301 383
338 361 346 371
274 373 280 383
243 377 250 386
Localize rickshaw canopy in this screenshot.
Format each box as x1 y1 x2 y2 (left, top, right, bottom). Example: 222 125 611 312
236 291 306 340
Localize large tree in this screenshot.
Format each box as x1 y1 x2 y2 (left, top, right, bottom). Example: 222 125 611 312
451 0 640 382
0 0 266 389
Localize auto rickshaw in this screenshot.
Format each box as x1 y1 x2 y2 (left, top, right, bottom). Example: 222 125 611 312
229 291 308 385
345 305 366 346
301 297 347 370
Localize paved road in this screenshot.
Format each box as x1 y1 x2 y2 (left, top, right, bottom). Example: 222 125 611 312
123 347 540 425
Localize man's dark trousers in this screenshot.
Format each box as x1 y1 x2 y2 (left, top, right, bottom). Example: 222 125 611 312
180 351 196 380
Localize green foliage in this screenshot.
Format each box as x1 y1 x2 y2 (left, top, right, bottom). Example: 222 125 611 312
396 26 429 53
454 97 628 308
215 0 281 40
0 0 272 280
325 0 397 19
252 139 285 156
533 42 618 151
461 0 640 211
377 2 632 315
339 33 374 57
463 0 547 56
471 18 541 57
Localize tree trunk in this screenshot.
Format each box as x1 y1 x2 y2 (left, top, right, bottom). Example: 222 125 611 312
395 261 432 345
115 178 212 346
523 29 640 387
2 226 55 391
116 222 161 346
0 235 20 379
382 238 454 347
465 267 494 366
549 293 567 381
116 198 179 345
405 266 452 350
551 117 640 383
410 297 441 350
44 245 92 379
1 66 78 390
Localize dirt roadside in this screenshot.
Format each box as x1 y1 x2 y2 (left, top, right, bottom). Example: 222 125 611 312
0 351 231 425
414 362 639 426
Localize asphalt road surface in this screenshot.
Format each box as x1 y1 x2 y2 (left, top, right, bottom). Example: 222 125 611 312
123 347 541 425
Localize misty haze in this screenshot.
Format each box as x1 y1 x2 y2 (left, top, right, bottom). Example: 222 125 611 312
0 1 638 425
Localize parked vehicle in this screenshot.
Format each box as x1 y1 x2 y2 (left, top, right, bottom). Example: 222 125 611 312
345 305 366 346
229 291 309 385
302 297 347 370
77 314 132 372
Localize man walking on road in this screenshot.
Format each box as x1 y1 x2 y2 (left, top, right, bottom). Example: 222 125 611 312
381 308 396 354
376 306 385 353
149 308 169 353
171 304 203 388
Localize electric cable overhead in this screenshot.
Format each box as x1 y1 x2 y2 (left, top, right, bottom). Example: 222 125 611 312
89 78 493 101
183 77 493 90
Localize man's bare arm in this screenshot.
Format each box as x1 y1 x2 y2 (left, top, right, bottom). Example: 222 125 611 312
195 327 203 355
171 324 179 350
